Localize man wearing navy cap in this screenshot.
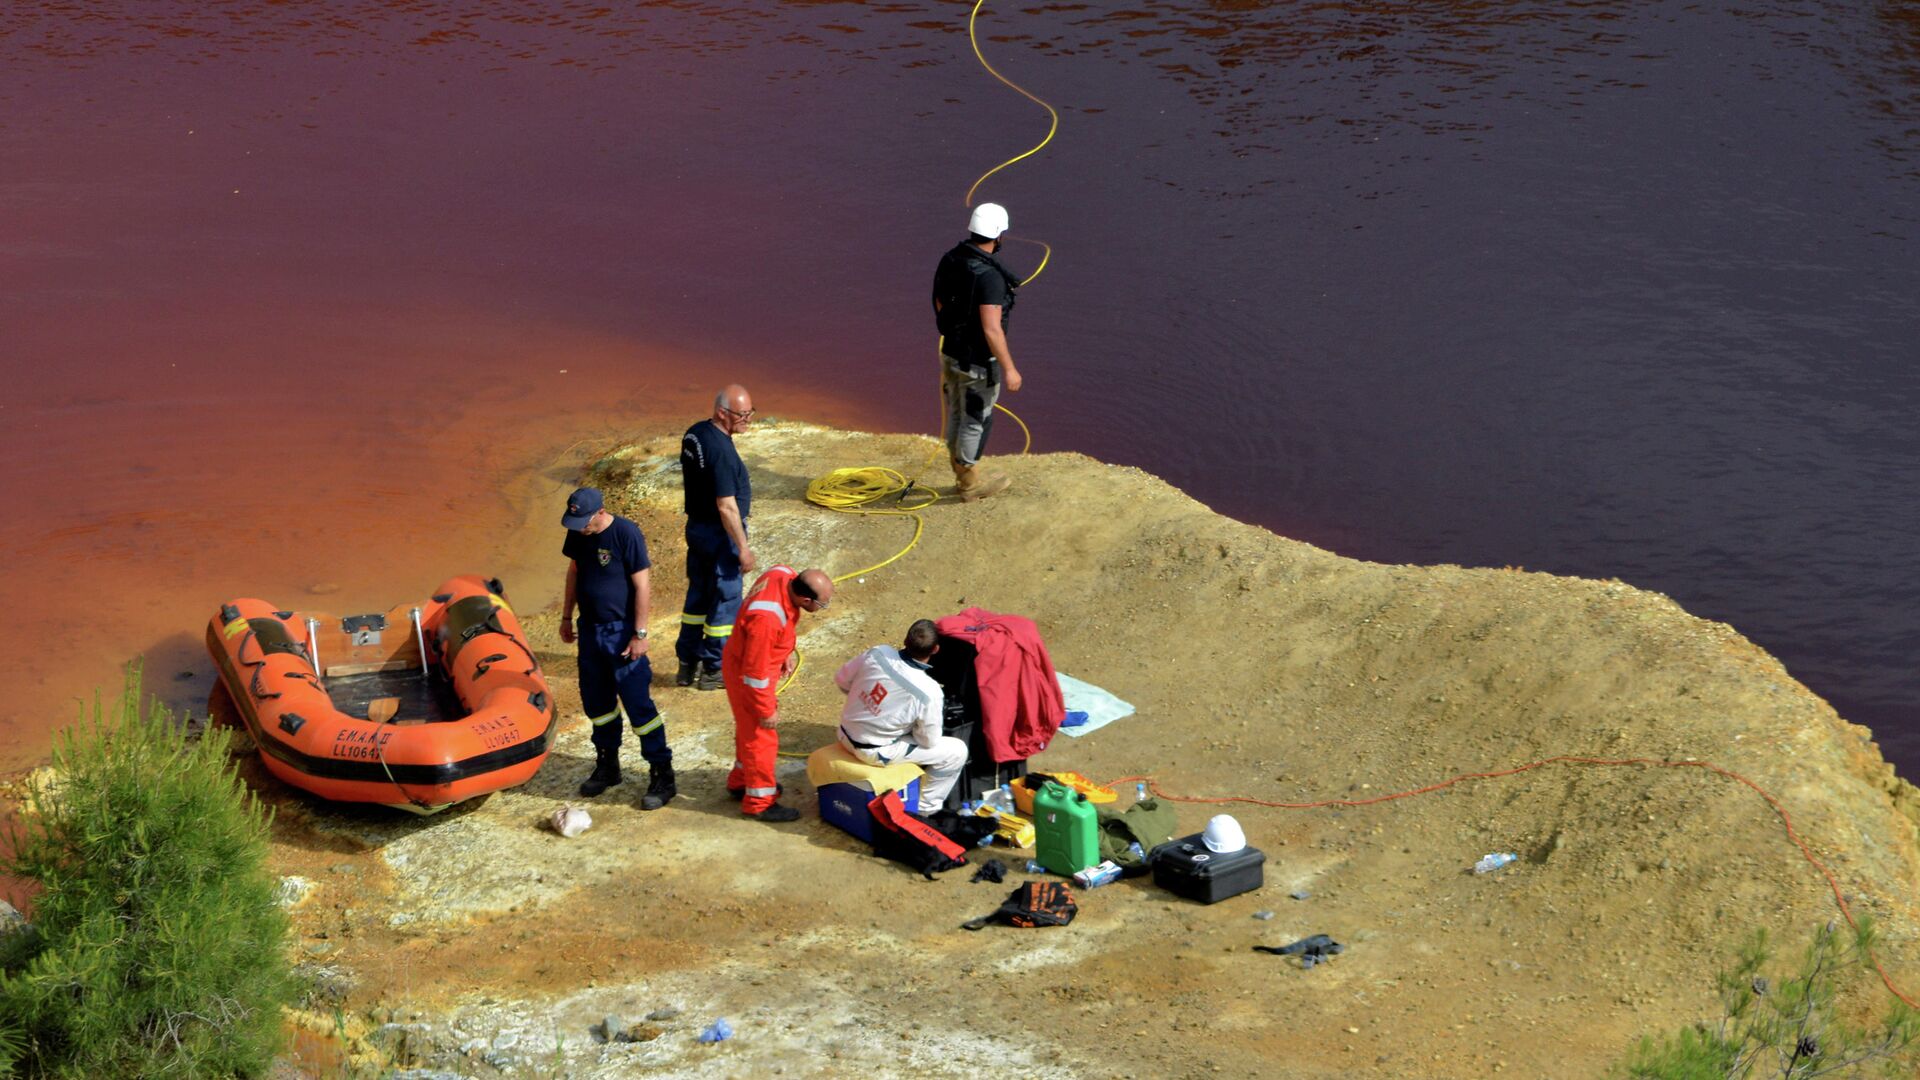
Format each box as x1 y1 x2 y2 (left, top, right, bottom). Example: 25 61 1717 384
560 486 675 807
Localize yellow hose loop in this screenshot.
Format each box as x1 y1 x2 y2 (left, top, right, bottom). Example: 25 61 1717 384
805 467 939 584
774 649 810 755
801 0 1046 593
963 0 1049 435
776 649 805 699
965 0 1061 233
805 467 934 512
996 401 1032 455
1010 238 1052 288
776 1 1050 758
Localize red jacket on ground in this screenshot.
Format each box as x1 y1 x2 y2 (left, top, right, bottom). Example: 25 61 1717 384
934 607 1064 762
722 565 800 721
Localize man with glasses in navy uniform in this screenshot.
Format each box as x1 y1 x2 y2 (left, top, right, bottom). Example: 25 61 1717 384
676 384 757 692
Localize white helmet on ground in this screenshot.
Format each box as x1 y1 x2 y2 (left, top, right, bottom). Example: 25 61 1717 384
1202 814 1247 854
968 202 1010 240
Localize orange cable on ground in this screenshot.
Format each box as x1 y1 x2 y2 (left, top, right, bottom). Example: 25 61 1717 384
1103 756 1919 1008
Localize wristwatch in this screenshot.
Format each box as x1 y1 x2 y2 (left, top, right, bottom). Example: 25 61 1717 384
632 629 649 640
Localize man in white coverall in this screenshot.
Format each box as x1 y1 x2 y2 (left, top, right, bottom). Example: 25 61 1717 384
834 619 969 814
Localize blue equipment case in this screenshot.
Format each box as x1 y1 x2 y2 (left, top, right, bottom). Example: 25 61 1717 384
818 778 922 844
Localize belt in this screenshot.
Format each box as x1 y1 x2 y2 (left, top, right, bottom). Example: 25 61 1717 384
839 726 889 751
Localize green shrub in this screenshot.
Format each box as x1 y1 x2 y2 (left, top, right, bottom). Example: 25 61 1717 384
0 665 294 1078
1615 919 1920 1079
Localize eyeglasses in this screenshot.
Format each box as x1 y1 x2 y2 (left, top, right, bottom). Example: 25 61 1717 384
801 595 829 611
723 406 756 421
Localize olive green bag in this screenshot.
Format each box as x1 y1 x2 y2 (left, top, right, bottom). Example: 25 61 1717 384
1096 798 1179 872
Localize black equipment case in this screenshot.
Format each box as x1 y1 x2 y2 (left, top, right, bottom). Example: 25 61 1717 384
929 634 1028 808
1150 833 1266 904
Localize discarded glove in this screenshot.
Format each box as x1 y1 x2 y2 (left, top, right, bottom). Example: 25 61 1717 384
1254 933 1346 968
697 1018 733 1043
971 858 1008 884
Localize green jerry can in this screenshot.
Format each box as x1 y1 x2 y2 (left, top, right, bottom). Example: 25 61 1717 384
1034 781 1100 875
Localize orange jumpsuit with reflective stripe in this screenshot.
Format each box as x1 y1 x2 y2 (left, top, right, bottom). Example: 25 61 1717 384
723 565 800 814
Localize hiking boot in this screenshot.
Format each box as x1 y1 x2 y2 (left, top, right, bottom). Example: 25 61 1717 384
750 803 801 824
952 459 1011 503
675 660 697 687
962 472 1011 502
727 783 782 801
639 763 677 811
578 748 622 797
694 665 724 692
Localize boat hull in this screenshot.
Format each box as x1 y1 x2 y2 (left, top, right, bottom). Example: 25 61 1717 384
206 574 553 811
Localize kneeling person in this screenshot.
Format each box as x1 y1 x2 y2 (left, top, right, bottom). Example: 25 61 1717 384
834 619 968 815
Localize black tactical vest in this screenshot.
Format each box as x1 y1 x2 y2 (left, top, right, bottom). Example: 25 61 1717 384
931 241 1020 369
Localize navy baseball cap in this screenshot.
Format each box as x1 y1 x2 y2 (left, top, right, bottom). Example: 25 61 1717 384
561 487 604 530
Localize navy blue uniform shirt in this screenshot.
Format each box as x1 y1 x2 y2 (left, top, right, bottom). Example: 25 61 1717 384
680 419 751 524
563 515 651 626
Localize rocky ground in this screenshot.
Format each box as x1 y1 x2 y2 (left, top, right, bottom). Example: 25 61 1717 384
20 420 1920 1079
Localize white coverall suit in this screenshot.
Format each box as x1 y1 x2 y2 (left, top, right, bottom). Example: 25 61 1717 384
834 645 969 814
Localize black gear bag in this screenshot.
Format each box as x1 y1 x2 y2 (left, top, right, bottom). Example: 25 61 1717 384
961 881 1078 931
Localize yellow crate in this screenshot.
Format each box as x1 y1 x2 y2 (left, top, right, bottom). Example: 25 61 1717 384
1012 772 1117 815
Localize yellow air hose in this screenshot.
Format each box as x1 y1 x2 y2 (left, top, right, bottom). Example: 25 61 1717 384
778 0 1055 747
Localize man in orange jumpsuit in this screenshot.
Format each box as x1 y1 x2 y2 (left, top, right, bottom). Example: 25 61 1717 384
723 564 835 822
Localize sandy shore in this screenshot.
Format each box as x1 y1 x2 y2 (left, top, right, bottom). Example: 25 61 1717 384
17 419 1920 1078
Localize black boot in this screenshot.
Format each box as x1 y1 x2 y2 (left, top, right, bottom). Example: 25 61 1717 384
695 665 724 692
640 762 677 811
675 660 696 687
750 803 801 823
578 748 622 797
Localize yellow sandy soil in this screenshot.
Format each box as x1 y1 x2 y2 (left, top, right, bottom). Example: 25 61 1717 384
30 419 1920 1078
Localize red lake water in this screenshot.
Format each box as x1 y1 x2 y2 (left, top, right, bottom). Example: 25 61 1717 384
3 2 1918 781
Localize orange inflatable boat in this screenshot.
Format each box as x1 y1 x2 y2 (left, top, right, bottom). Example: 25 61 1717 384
206 574 553 813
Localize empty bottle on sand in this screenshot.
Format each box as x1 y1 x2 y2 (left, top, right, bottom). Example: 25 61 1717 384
1474 852 1518 874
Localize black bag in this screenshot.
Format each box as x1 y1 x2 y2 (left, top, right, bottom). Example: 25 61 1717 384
931 635 1030 809
925 808 1000 850
961 881 1078 931
868 790 970 880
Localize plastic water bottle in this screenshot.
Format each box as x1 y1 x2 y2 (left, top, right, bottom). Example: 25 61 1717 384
975 809 997 846
1025 860 1047 874
1136 781 1149 804
1474 852 1518 875
982 784 1015 814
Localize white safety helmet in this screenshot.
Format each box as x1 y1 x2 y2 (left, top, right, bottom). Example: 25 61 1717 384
968 202 1010 240
1202 814 1247 854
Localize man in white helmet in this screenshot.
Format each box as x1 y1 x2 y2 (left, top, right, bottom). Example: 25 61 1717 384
930 202 1024 501
834 619 969 814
